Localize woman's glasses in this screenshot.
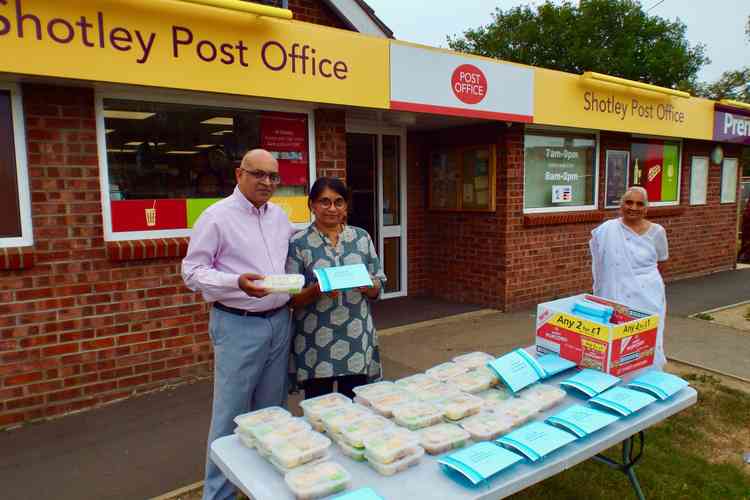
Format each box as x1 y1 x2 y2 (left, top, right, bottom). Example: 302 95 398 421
316 197 346 209
240 168 281 184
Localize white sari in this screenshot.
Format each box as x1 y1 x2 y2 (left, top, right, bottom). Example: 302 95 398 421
590 218 669 367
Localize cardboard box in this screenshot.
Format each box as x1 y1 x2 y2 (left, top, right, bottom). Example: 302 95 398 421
535 294 658 376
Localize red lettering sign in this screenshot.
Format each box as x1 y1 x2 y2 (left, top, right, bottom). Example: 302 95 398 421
450 64 487 105
260 112 309 186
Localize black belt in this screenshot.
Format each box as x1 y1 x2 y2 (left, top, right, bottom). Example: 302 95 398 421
213 302 288 318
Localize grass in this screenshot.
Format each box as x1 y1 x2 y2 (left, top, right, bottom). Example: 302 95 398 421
511 372 750 500
693 312 715 321
744 307 750 321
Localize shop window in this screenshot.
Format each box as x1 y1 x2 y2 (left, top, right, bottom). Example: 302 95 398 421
720 158 738 204
630 140 681 205
523 132 597 212
689 156 708 206
101 98 311 238
0 85 31 248
428 145 496 212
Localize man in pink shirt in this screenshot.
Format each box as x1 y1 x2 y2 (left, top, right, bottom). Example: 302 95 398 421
182 149 297 500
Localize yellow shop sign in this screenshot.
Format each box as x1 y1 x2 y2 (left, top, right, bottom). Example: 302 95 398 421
534 68 715 140
0 0 389 108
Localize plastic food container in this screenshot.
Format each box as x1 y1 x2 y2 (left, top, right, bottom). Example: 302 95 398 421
320 404 371 435
335 437 367 462
270 430 332 469
395 373 442 395
270 452 331 475
449 369 496 394
361 427 420 464
473 366 501 386
299 393 352 427
339 414 395 449
234 407 291 435
417 423 470 455
425 362 468 382
351 382 400 407
487 398 541 426
391 400 444 430
452 351 495 371
518 383 567 410
253 418 312 452
368 390 415 418
437 393 484 421
476 387 513 407
459 412 518 441
234 426 256 449
414 383 462 403
258 274 305 294
284 461 351 500
365 447 425 476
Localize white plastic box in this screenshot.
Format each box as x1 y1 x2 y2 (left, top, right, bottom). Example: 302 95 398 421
270 430 332 469
234 407 292 447
486 398 541 426
417 423 470 455
368 390 415 418
414 383 462 403
258 274 305 294
339 415 395 449
394 373 442 394
284 461 351 500
351 381 399 407
475 387 513 407
361 427 420 464
253 418 312 453
449 369 496 394
518 383 567 411
391 400 444 430
437 393 484 421
425 362 468 382
452 351 494 371
299 393 352 430
320 404 371 436
365 447 425 476
459 412 518 441
334 437 367 462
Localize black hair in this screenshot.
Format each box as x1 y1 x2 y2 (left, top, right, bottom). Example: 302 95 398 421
308 177 350 204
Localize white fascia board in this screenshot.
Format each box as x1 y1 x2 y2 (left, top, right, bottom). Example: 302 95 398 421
326 0 389 38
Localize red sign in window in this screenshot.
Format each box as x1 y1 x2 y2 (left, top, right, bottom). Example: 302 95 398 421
451 64 488 105
111 199 188 232
260 112 309 186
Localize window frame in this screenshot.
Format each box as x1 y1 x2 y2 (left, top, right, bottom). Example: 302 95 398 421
629 134 683 207
0 82 33 248
720 157 739 204
96 88 317 241
522 125 600 214
689 156 709 206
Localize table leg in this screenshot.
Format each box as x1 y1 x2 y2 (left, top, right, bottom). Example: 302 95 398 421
592 431 646 500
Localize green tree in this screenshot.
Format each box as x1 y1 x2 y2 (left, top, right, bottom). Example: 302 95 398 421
697 15 750 103
448 0 709 91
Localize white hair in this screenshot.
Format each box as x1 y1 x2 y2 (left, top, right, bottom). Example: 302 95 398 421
621 186 649 207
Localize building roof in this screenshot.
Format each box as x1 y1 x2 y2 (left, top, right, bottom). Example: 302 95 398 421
322 0 394 38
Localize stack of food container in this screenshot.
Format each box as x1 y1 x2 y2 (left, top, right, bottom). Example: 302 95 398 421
351 381 399 407
233 407 291 449
485 397 542 427
436 392 484 422
459 412 520 441
361 427 424 476
425 361 468 382
394 373 442 393
284 461 352 500
299 393 352 432
267 430 332 474
452 351 494 371
417 422 470 455
390 400 444 430
517 383 567 410
336 414 395 462
367 389 416 418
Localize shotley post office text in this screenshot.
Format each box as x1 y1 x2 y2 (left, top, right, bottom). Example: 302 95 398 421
0 0 350 79
583 91 685 123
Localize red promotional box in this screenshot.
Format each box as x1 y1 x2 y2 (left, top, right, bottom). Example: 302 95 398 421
535 294 658 376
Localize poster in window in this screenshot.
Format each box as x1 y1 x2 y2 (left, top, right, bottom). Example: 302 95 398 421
429 151 459 209
260 112 308 186
630 142 679 203
605 150 630 208
690 157 708 205
721 158 738 203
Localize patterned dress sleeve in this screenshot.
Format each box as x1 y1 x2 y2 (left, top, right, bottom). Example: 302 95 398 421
285 234 305 275
363 231 387 283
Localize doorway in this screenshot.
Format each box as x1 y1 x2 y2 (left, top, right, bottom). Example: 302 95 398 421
345 126 407 298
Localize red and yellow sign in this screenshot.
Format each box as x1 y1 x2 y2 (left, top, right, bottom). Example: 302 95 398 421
0 0 389 108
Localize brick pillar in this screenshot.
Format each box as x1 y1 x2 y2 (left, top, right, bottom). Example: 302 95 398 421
315 109 347 180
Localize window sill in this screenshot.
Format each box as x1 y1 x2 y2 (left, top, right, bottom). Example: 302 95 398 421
0 246 35 270
523 211 605 227
106 238 189 262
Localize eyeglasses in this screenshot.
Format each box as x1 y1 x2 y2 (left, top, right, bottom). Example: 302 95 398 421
240 168 281 184
623 199 646 208
316 197 347 209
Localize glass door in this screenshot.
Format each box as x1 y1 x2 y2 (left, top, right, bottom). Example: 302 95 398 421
345 126 407 298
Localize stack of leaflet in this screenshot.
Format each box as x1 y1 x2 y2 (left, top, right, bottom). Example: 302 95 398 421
486 349 576 394
361 427 425 476
559 369 621 397
571 300 614 324
439 441 524 486
497 422 578 462
588 387 657 416
546 404 620 438
627 371 689 400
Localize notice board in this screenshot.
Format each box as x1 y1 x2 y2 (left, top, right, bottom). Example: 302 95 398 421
428 145 496 212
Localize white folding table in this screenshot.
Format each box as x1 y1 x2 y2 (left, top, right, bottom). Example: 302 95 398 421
211 370 697 500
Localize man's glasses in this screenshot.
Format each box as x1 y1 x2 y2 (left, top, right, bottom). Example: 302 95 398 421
240 168 281 184
316 197 346 209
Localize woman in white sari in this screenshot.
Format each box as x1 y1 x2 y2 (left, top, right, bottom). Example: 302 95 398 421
589 186 669 368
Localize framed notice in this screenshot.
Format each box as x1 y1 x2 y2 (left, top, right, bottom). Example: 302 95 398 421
689 156 708 205
428 145 496 212
720 158 738 204
605 150 630 208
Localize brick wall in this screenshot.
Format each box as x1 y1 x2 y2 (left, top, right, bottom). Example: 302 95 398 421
288 0 352 29
315 109 347 180
407 124 741 312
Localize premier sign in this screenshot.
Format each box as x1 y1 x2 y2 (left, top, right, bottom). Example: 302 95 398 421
713 105 750 145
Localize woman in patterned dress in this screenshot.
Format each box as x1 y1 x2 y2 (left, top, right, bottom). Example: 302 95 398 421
287 177 386 399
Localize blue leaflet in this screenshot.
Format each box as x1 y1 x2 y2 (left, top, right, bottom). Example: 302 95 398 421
439 442 524 485
332 488 384 500
559 368 621 397
546 404 620 438
487 349 546 393
627 371 689 400
588 386 657 416
496 422 577 462
313 263 372 292
536 353 577 377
